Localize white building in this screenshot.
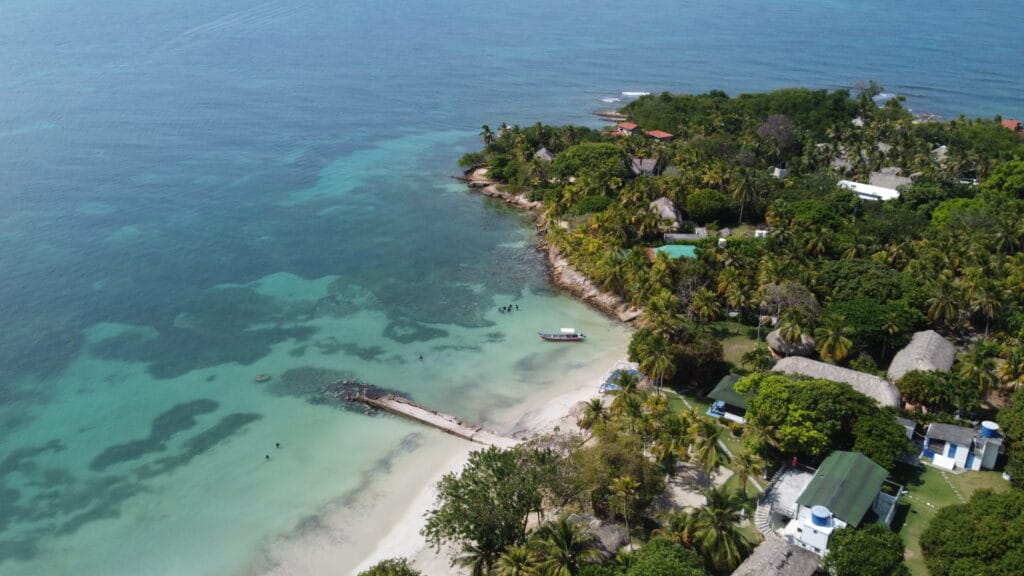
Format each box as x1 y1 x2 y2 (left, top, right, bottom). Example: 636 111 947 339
838 179 901 201
924 421 1004 471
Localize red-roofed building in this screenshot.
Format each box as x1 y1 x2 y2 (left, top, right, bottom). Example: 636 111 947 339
616 122 638 135
1002 119 1023 132
646 130 674 141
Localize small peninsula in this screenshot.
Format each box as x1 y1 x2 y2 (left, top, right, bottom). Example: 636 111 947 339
363 87 1024 576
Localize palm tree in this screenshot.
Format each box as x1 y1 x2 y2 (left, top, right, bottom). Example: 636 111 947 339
689 287 722 324
925 279 960 329
689 487 753 573
730 448 766 496
456 542 492 576
611 392 645 434
998 346 1024 392
740 345 772 372
638 333 676 392
612 370 641 394
689 419 728 486
653 509 695 547
610 476 640 549
814 314 854 362
532 517 599 576
480 125 495 146
578 398 608 433
970 286 1001 337
958 342 998 399
779 309 806 346
494 545 539 576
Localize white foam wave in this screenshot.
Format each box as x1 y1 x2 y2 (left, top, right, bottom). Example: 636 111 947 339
621 91 650 97
600 97 622 103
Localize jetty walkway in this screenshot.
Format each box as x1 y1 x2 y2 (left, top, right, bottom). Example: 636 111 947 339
352 394 520 449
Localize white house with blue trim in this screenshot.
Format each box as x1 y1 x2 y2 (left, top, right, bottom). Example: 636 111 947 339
923 421 1003 471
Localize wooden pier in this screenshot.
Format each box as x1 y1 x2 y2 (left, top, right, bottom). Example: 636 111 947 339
352 394 520 449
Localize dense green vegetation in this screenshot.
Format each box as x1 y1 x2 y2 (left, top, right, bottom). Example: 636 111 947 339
822 525 910 576
920 489 1024 576
462 86 1024 576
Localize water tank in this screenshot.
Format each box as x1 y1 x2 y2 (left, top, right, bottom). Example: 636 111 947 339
981 421 1000 438
810 505 832 527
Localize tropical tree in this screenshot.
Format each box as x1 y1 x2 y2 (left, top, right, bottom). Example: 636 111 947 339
637 333 677 392
688 487 753 573
814 314 855 362
823 525 909 576
730 448 766 496
610 475 641 548
578 398 608 434
689 419 728 486
532 517 600 576
689 287 722 323
653 509 695 547
358 558 422 576
494 545 538 576
480 125 495 146
957 342 999 399
740 345 773 372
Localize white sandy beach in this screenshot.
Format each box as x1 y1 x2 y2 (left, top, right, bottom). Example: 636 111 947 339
348 358 623 575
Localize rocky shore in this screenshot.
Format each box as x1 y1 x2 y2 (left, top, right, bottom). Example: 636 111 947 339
462 168 640 323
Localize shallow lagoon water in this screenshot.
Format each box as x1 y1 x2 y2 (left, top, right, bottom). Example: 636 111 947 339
0 0 1021 574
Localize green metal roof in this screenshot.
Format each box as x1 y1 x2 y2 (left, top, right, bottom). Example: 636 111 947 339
653 244 697 259
796 451 888 527
708 374 747 409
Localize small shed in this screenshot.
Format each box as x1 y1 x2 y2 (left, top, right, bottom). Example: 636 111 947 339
887 330 957 383
772 356 900 408
707 374 749 424
731 538 819 576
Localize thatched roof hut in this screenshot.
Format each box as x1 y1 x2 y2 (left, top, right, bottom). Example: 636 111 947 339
731 538 819 576
648 197 682 229
887 330 957 383
766 328 816 358
773 356 900 407
535 147 556 162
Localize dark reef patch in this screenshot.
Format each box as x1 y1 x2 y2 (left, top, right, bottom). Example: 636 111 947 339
135 412 262 479
382 319 448 344
339 342 385 361
90 399 219 471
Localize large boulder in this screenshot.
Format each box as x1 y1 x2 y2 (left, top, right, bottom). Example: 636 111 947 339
766 328 816 358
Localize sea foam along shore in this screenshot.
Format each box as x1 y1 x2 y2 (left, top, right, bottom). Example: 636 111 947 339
353 362 621 575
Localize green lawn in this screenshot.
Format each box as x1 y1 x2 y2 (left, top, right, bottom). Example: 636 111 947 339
707 321 760 369
891 464 1009 575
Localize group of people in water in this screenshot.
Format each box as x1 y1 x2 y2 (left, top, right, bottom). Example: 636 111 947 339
498 304 519 314
265 442 282 461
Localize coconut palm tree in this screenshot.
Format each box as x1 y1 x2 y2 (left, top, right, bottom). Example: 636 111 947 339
480 125 495 146
970 286 1001 337
611 393 645 434
925 279 960 329
998 346 1024 392
689 419 728 486
958 342 998 398
814 314 855 362
653 509 695 547
689 287 722 324
779 309 807 346
689 487 753 573
532 517 599 576
610 476 640 549
638 334 676 392
578 398 608 434
730 448 766 496
494 545 539 576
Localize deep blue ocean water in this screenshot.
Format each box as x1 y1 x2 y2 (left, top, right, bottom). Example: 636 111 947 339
1 1 1021 574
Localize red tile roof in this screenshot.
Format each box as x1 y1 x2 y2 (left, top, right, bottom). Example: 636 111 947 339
617 122 638 130
646 130 674 140
1002 119 1023 131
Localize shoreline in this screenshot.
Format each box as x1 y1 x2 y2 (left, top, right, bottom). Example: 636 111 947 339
466 174 641 324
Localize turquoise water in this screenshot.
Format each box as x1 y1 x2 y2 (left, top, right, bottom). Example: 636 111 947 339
1 1 1022 574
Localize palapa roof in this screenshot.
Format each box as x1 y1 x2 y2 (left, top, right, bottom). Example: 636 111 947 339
708 374 748 409
731 538 819 576
773 356 900 407
795 451 887 526
766 328 816 358
869 170 913 190
887 330 957 383
926 422 976 447
630 157 658 176
534 147 556 162
648 196 681 225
